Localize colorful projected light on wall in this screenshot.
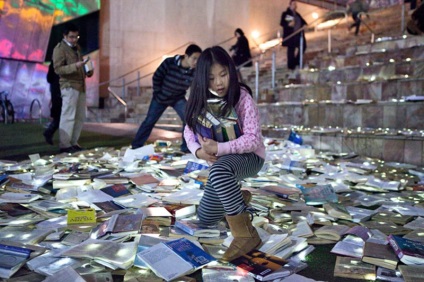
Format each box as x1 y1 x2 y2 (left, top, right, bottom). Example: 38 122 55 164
0 0 99 63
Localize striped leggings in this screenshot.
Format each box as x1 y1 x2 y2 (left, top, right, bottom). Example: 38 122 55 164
197 152 264 226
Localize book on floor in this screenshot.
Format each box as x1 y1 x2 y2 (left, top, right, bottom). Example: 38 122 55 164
174 219 226 238
388 234 424 265
138 207 173 226
362 241 399 270
314 224 350 241
163 203 196 221
333 256 376 280
137 237 216 281
100 184 132 198
95 213 143 239
0 243 32 279
229 249 295 281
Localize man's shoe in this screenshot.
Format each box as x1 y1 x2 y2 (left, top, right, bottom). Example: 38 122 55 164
72 145 85 151
59 147 78 154
43 131 54 145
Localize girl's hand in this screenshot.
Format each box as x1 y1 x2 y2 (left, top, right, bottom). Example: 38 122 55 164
196 147 217 162
198 135 218 156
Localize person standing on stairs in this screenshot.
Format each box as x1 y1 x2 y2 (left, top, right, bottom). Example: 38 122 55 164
43 61 62 145
184 46 266 262
53 23 93 154
347 0 369 36
131 44 202 153
280 0 307 75
406 1 424 77
229 28 252 82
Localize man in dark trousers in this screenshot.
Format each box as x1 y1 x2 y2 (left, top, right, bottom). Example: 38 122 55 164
43 61 62 145
347 0 369 36
131 44 202 153
280 0 307 71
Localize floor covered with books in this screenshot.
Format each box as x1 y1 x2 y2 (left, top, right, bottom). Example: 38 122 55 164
0 137 424 282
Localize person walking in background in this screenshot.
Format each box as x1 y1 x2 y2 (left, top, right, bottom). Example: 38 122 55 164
53 23 93 153
131 44 202 153
43 61 62 145
280 0 307 72
406 0 424 35
347 0 369 36
230 28 252 68
184 46 265 262
229 28 252 82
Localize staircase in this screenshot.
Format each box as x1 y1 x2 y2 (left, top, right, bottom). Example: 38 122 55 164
87 4 424 165
252 5 424 166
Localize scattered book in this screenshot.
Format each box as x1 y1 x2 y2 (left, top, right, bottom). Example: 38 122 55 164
0 203 33 217
100 184 132 198
137 238 216 281
333 256 376 280
138 207 173 226
174 219 226 238
314 224 350 241
96 213 143 239
296 184 338 206
362 241 398 270
0 243 32 279
162 203 196 223
388 234 424 265
323 202 352 220
130 174 160 187
230 249 292 281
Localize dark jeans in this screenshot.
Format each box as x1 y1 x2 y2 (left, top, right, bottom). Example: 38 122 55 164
131 98 188 151
287 44 306 70
350 12 361 35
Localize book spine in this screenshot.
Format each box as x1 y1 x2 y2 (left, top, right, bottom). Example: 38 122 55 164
388 235 404 260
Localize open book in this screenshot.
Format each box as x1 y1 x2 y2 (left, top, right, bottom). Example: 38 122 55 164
95 213 143 239
137 238 216 281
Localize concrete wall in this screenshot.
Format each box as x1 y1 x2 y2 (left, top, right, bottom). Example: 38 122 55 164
100 0 308 89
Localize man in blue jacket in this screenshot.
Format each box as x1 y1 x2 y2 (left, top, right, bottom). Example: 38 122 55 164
131 44 202 152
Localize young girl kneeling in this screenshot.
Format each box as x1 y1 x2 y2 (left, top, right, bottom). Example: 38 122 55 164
184 46 266 262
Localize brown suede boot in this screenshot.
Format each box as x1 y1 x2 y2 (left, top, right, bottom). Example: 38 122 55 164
241 190 252 204
221 212 261 262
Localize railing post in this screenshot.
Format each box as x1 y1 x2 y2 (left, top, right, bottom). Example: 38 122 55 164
272 51 276 89
122 78 126 98
328 29 332 53
255 61 259 103
137 71 141 97
299 31 304 69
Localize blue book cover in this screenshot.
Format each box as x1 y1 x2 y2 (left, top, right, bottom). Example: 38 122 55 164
0 244 32 258
164 238 216 268
297 184 338 206
183 161 209 174
388 234 424 264
100 184 131 198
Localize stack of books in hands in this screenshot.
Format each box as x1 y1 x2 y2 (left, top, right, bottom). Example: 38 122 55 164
196 99 242 142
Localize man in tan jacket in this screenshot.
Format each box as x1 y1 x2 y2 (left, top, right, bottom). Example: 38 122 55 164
53 23 93 153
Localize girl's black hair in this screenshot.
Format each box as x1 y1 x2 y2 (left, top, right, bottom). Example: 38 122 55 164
185 46 241 133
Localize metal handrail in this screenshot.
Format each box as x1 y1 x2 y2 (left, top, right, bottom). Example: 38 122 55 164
107 86 128 121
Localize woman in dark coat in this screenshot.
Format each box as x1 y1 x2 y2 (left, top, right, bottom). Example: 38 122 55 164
230 28 252 68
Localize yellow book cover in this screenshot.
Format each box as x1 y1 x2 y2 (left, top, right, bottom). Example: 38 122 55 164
67 209 96 225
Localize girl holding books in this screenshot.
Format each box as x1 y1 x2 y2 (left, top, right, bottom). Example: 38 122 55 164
184 46 265 262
